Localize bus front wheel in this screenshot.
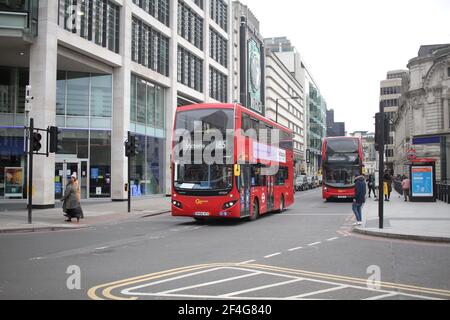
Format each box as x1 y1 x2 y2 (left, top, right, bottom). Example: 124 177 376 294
276 195 285 213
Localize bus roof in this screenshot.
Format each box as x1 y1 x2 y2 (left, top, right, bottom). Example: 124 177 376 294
177 103 293 134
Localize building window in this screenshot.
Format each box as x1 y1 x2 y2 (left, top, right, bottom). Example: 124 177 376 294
178 1 203 50
130 74 166 136
132 0 170 26
210 27 228 67
447 67 450 78
0 67 28 126
131 17 170 77
210 67 227 103
177 46 203 93
56 71 113 129
59 0 120 53
210 0 228 31
192 0 203 9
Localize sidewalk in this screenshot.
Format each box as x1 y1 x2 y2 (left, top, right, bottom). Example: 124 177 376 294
354 191 450 243
0 196 171 233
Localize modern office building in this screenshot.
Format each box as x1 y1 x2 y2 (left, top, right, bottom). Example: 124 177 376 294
394 44 450 181
264 48 305 175
0 0 232 204
326 109 345 137
265 37 329 175
379 69 409 174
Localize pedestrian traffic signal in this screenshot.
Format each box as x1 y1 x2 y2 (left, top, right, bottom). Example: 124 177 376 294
49 126 61 153
31 132 42 152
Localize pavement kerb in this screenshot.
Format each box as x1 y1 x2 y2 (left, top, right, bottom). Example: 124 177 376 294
0 209 172 234
353 227 450 243
0 225 90 234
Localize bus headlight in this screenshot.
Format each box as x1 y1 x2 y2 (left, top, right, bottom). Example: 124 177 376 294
172 200 183 209
223 201 237 210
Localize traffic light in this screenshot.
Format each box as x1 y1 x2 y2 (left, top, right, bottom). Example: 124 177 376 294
374 113 389 151
49 126 61 153
125 136 140 158
31 132 42 152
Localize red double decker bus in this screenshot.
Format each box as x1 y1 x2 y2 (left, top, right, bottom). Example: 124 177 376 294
171 103 294 221
321 136 364 200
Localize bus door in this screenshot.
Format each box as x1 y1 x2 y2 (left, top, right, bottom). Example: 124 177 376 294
266 175 274 211
239 165 251 218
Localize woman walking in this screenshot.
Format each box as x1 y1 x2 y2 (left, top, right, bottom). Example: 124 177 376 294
61 173 82 223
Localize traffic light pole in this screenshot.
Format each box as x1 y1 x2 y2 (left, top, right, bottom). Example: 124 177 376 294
378 106 385 229
127 131 131 213
28 118 34 224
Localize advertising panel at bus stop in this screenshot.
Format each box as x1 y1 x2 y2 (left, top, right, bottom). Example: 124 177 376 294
409 159 436 202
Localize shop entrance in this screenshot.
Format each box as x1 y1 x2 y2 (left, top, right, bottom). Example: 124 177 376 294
55 158 88 200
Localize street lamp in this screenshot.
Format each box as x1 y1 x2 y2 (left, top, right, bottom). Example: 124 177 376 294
275 96 301 123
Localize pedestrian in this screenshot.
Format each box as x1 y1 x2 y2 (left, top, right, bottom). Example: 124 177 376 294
383 171 392 201
367 174 376 198
402 175 411 202
352 175 367 226
72 174 84 219
61 173 82 223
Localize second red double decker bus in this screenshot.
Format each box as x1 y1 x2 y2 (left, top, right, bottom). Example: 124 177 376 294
171 103 294 221
321 136 364 200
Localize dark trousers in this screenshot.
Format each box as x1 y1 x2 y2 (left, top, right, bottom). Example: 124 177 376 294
403 189 410 201
368 186 376 198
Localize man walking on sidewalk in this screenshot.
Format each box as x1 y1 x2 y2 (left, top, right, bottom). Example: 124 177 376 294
352 175 367 226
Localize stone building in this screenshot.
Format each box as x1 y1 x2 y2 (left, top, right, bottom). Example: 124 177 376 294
394 44 450 181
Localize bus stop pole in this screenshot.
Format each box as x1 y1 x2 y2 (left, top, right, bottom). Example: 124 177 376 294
127 131 131 213
378 107 385 229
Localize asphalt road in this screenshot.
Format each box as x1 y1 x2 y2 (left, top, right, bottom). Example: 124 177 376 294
1 188 450 300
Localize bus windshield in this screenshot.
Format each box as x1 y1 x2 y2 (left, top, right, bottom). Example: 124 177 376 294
324 165 361 188
174 164 233 191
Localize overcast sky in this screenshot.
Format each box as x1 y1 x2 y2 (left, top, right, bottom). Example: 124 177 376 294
239 0 450 134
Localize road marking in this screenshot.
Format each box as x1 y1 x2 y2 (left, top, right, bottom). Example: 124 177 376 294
264 252 281 258
95 247 109 250
326 237 339 241
88 263 450 300
157 272 262 295
307 242 321 246
29 257 44 261
364 292 399 300
288 246 303 252
220 278 305 298
237 260 256 265
288 285 348 299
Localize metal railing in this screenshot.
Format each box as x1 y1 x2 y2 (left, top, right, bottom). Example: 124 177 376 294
437 181 450 204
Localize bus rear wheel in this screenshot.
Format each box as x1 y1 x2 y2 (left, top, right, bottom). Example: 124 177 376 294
249 199 259 221
276 195 285 213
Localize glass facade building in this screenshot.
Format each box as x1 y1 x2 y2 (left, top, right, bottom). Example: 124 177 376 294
130 74 166 196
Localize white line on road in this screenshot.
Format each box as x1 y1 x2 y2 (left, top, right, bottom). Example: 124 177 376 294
326 237 339 241
157 272 262 295
288 285 348 299
288 247 303 252
307 242 321 246
95 247 109 250
220 278 305 298
237 260 256 265
264 253 282 258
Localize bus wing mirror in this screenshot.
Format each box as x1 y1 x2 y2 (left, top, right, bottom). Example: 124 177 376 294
234 164 241 177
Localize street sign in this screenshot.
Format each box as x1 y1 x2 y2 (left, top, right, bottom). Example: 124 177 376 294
407 149 417 161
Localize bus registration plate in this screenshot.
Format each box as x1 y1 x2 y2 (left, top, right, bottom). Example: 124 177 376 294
194 212 210 217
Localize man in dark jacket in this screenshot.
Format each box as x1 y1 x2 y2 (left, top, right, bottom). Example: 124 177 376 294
352 175 367 226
